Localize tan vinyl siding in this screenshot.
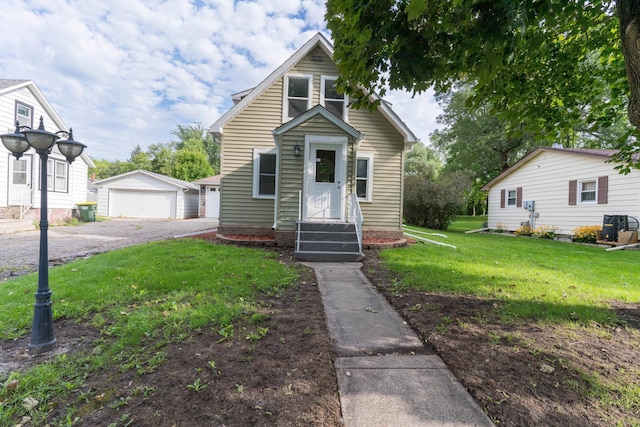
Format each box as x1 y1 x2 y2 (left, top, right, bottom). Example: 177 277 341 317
290 47 339 106
276 115 355 230
220 78 283 226
220 46 406 232
486 150 640 234
349 109 405 231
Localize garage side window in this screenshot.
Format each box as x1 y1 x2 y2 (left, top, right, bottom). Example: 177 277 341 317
253 149 277 199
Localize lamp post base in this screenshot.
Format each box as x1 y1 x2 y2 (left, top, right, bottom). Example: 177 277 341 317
28 291 56 355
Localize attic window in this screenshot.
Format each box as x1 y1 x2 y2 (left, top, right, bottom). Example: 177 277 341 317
15 101 33 128
285 74 312 119
321 76 347 121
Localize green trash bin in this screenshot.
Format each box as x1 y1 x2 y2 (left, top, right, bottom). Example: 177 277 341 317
77 202 97 222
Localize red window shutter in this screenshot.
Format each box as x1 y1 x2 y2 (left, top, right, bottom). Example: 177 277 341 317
597 176 608 204
516 187 523 208
500 189 505 208
568 180 577 205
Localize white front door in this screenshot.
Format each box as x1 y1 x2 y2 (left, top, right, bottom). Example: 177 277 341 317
8 155 33 205
205 186 220 218
304 138 347 220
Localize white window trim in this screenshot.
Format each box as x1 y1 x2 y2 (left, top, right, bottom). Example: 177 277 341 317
356 153 374 202
252 148 277 199
578 179 597 204
320 75 348 121
282 73 313 122
506 189 517 207
16 101 33 128
44 158 69 193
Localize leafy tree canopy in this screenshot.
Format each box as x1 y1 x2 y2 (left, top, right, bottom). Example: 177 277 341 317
326 0 640 161
90 124 218 181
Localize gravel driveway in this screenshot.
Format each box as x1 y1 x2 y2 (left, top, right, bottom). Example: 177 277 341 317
0 218 218 282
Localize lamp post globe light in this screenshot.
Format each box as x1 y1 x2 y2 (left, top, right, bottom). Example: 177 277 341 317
1 116 86 354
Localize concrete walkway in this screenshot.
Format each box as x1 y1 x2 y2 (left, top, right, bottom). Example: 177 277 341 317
304 262 494 427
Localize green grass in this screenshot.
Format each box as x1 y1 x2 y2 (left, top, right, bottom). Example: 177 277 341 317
394 223 640 325
446 215 487 232
0 239 299 425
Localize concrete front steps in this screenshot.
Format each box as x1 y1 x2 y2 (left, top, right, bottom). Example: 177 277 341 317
295 221 364 262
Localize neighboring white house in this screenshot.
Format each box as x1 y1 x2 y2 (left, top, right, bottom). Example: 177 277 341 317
0 79 95 223
94 170 199 219
192 174 220 219
482 146 640 235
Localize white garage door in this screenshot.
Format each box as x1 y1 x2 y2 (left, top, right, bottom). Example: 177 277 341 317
109 189 177 218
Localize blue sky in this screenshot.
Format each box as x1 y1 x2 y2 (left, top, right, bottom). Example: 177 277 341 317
0 0 442 160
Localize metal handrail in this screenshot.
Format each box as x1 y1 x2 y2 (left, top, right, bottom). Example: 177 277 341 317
348 194 363 253
19 188 34 219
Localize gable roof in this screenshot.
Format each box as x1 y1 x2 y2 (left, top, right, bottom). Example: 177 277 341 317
208 33 418 144
94 169 199 191
481 146 619 191
0 79 95 168
272 104 363 139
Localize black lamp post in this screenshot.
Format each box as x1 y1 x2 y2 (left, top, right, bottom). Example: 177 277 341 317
1 116 86 354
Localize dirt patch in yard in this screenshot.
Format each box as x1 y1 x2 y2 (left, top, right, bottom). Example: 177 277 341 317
0 246 341 427
2 243 639 426
362 250 640 427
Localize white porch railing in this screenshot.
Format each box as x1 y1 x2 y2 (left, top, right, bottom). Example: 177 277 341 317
348 193 363 253
19 188 34 219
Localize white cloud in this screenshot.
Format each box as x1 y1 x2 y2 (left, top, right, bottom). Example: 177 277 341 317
0 0 441 160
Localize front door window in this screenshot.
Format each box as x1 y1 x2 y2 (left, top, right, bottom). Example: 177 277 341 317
315 150 335 183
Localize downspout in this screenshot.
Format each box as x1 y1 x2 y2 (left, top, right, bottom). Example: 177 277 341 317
272 132 281 230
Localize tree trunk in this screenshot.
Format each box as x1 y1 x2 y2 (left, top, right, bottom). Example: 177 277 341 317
618 0 640 131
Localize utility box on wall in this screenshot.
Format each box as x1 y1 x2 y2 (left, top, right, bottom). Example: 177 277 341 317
522 201 535 211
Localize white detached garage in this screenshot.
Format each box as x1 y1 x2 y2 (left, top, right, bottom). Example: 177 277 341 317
94 170 199 219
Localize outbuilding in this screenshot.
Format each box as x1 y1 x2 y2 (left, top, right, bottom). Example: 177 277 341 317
192 174 220 219
94 170 199 219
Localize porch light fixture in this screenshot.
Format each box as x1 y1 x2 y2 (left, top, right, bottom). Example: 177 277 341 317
1 116 86 354
294 144 300 157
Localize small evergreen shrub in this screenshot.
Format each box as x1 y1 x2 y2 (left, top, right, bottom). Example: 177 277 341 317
572 225 602 243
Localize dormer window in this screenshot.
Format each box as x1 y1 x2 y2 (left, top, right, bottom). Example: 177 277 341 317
284 74 312 120
321 76 347 121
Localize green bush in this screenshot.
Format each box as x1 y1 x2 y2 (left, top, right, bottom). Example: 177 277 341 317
403 171 470 230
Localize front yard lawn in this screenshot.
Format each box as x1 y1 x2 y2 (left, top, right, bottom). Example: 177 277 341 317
364 225 640 426
0 240 340 426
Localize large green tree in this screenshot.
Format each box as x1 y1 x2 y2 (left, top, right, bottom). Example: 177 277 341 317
431 86 538 180
326 1 640 160
171 123 220 174
90 124 219 180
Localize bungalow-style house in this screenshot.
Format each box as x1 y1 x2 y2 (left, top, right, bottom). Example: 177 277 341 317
0 79 94 223
94 170 199 219
482 146 640 235
209 33 418 260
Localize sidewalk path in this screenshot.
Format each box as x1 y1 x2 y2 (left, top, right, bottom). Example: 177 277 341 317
304 262 494 427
